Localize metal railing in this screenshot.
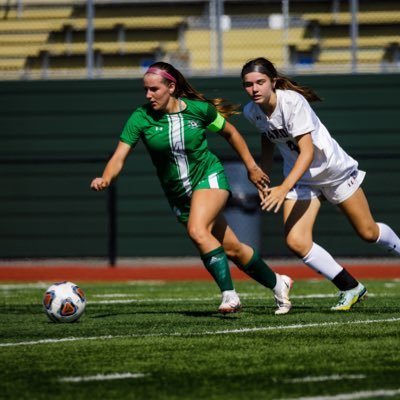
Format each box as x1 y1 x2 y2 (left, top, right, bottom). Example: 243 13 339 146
1 1 399 78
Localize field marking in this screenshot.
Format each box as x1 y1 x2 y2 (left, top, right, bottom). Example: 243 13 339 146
89 293 381 304
0 290 383 303
90 297 215 304
59 372 149 383
126 280 166 285
290 294 377 299
0 335 116 347
0 281 165 290
241 293 377 300
0 283 48 290
203 317 400 335
1 317 400 348
279 388 400 400
92 293 141 298
239 293 340 299
284 374 366 383
384 282 399 288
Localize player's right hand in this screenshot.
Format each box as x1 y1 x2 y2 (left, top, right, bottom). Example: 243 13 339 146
90 177 109 191
248 165 270 191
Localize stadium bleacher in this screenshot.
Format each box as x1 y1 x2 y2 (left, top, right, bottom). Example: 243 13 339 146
297 1 400 70
184 27 318 72
0 0 398 77
0 1 200 76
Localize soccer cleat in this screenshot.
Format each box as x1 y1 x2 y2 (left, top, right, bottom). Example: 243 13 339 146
274 274 293 315
219 290 241 314
331 283 368 311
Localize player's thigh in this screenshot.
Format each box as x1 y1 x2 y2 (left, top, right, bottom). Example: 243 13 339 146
188 189 229 230
337 187 379 240
283 198 321 251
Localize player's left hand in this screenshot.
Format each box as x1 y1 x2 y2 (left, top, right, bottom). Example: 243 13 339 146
260 185 288 213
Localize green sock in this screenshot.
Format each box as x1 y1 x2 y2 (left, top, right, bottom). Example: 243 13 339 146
201 246 234 292
237 249 277 289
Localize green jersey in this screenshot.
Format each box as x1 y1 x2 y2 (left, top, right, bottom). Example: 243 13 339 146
120 98 226 199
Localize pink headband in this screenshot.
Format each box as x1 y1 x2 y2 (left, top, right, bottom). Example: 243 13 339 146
145 67 177 83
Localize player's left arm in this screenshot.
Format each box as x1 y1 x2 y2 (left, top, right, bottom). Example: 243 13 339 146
219 120 270 190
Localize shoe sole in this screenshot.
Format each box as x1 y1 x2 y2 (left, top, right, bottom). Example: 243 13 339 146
219 305 241 315
331 288 368 311
275 305 292 315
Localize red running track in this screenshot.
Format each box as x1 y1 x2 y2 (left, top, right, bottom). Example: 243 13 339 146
0 263 399 282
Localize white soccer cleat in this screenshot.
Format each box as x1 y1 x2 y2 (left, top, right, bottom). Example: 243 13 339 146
219 290 241 314
331 283 368 311
273 274 293 315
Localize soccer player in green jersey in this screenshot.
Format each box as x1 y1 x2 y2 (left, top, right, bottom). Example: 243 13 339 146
91 61 293 315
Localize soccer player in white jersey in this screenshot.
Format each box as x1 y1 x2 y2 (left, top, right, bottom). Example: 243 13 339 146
91 61 293 315
241 57 400 311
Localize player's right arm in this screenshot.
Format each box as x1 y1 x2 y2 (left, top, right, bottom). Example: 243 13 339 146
90 141 131 191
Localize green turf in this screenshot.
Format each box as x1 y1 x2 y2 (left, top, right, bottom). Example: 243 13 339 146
0 279 399 400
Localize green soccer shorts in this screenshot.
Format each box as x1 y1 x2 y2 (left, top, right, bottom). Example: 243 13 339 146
168 170 231 224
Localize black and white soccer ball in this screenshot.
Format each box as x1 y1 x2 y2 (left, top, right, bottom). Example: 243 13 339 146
43 281 86 323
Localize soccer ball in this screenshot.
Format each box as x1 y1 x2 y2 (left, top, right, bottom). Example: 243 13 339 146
43 281 86 323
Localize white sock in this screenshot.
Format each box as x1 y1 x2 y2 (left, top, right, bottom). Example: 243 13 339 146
273 273 283 292
302 242 343 280
376 223 400 255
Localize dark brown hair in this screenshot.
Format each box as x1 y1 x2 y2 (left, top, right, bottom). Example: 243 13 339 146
241 57 322 102
145 61 240 118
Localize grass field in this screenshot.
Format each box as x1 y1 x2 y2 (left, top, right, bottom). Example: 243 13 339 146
1 278 400 400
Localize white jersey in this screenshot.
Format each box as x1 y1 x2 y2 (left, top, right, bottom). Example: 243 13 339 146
243 89 358 186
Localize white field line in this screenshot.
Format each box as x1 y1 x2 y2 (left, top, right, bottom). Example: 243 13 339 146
234 293 378 299
92 293 141 298
0 290 390 303
89 293 380 304
0 281 165 290
279 388 400 400
0 290 382 303
384 282 399 288
0 283 49 290
284 374 366 383
1 317 400 348
59 372 149 383
91 297 214 304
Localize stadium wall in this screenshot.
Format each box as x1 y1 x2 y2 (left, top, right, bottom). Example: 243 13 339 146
1 74 400 259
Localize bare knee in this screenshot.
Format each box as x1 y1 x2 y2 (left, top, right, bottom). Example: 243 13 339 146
187 224 210 247
286 234 313 258
356 222 379 243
